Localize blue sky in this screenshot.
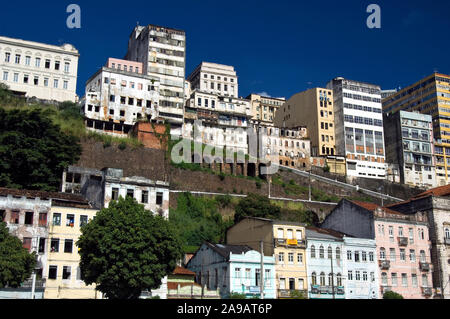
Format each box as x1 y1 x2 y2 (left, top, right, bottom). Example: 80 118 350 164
1 0 450 99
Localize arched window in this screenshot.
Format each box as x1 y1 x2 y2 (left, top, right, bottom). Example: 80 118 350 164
328 246 333 259
336 247 341 260
311 272 317 285
381 272 388 286
328 273 333 286
420 250 426 262
336 273 342 286
380 247 386 260
445 228 450 239
310 245 316 258
319 245 324 259
320 272 326 286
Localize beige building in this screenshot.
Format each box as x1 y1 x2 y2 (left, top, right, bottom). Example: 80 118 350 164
227 217 308 299
247 94 285 125
274 88 336 157
0 35 79 102
44 198 100 299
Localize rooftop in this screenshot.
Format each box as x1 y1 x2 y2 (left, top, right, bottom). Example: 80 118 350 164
205 242 253 259
0 187 90 207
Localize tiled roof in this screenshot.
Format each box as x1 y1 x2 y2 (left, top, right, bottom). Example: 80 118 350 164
413 184 450 199
306 226 346 239
350 200 404 216
172 266 195 276
0 187 90 205
205 242 253 259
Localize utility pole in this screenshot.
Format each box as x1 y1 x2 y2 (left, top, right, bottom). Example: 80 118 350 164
260 240 264 300
330 252 335 299
308 167 312 202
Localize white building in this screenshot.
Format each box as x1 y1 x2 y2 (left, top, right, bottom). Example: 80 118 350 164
343 237 379 299
183 90 252 154
83 58 160 136
327 77 387 181
126 24 186 128
188 62 239 98
0 35 79 102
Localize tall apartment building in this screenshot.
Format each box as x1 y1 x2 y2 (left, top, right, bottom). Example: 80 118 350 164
0 35 79 102
125 25 186 129
83 58 160 136
246 94 285 125
273 88 336 158
188 62 238 98
327 78 387 181
382 73 450 186
383 111 436 188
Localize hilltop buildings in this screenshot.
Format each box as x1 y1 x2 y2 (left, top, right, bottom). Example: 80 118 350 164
0 35 79 102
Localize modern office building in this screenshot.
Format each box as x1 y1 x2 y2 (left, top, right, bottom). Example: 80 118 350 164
383 110 436 188
274 88 336 158
0 35 79 102
327 78 387 181
382 73 450 186
83 58 160 136
125 24 186 129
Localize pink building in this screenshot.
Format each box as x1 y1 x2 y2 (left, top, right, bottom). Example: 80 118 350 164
106 58 143 74
321 199 433 299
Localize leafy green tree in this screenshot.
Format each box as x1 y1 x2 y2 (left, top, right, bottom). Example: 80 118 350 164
290 290 307 299
0 107 81 191
76 196 183 299
234 193 281 223
228 292 246 299
0 222 36 288
383 291 404 299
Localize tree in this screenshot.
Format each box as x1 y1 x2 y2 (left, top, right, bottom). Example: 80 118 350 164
0 222 36 288
76 196 183 299
383 291 404 299
228 292 246 299
0 108 82 191
234 193 281 223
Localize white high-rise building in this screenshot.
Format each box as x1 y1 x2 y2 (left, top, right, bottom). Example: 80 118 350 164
187 62 238 98
327 77 387 181
125 24 186 129
0 35 79 102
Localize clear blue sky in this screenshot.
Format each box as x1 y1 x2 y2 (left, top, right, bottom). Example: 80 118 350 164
1 0 449 99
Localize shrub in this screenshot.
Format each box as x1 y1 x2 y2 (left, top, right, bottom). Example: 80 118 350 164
383 291 404 299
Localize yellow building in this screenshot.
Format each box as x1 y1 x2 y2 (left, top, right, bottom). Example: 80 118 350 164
44 196 100 299
247 94 286 126
382 73 450 185
274 88 336 157
226 217 308 299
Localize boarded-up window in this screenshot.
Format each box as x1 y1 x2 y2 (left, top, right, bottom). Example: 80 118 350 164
23 237 32 251
39 213 47 227
11 211 19 224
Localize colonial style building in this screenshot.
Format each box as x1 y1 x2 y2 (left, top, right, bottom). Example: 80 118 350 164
382 73 450 186
383 110 436 188
322 199 433 299
186 242 276 299
226 217 308 299
327 78 387 181
247 94 285 125
125 24 186 129
386 185 450 299
0 35 79 102
166 266 220 299
83 58 160 136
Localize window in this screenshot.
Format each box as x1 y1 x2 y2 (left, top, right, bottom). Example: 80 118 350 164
380 248 386 260
347 250 352 260
50 238 59 252
15 54 21 64
54 79 58 88
412 274 418 287
278 252 284 263
390 248 396 261
64 62 70 72
399 227 403 237
297 253 303 264
362 251 367 262
327 246 332 259
5 52 10 62
38 213 47 227
53 213 61 226
66 214 75 227
55 61 60 70
410 249 416 262
320 272 326 286
370 272 375 282
22 237 32 251
336 247 341 260
111 188 119 200
328 273 334 286
311 272 317 285
64 239 73 253
310 245 316 258
277 228 284 239
80 215 88 227
422 274 428 287
156 192 163 205
400 249 406 261
287 229 293 239
409 228 414 244
392 273 398 286
44 78 49 87
34 76 39 85
13 73 18 82
369 252 374 262
141 190 149 204
381 273 388 286
23 74 29 84
45 59 50 69
234 268 241 283
319 245 324 259
402 273 408 287
25 212 33 225
354 251 360 262
362 271 368 281
63 81 68 90
126 189 134 199
62 266 71 280
48 266 57 279
420 250 426 263
288 252 294 263
337 274 342 286
25 56 31 66
2 71 8 81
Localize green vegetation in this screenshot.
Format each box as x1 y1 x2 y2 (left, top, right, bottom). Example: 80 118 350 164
234 193 281 223
169 193 234 249
290 290 307 299
228 292 247 299
383 291 404 299
0 222 36 288
77 196 183 299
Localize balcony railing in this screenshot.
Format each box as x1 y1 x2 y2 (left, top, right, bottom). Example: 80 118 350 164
310 285 345 295
278 289 308 298
21 278 46 289
398 237 408 246
379 260 390 270
419 262 430 272
274 238 306 249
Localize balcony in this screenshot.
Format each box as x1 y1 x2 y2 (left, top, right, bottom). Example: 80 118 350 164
379 260 390 270
274 238 306 249
278 289 308 299
421 287 432 297
419 262 430 272
310 285 345 295
398 237 408 246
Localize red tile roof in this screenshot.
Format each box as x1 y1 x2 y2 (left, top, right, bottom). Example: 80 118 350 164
350 200 404 216
413 184 450 199
172 266 196 276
